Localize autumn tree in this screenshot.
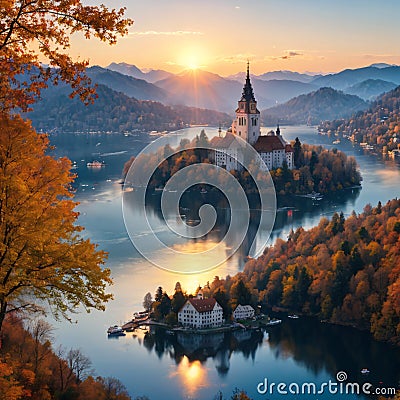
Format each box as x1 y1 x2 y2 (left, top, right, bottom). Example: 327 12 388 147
27 319 54 376
0 0 132 111
67 348 93 384
142 292 153 313
0 114 112 332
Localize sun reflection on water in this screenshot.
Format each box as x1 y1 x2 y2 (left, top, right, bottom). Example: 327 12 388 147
170 356 209 397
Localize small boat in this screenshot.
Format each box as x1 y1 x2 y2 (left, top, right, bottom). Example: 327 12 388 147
154 187 164 192
87 161 105 168
332 140 341 145
200 188 207 194
107 325 126 336
361 368 370 375
288 314 299 319
266 319 282 326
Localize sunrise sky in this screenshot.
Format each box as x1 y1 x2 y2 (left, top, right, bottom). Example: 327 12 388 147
73 0 400 76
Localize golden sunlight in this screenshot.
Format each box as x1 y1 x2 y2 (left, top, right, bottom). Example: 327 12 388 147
184 56 200 70
170 356 209 397
179 48 206 71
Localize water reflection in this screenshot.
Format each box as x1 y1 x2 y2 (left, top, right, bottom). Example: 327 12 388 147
266 318 400 389
134 320 400 398
123 186 361 271
139 327 264 376
170 357 210 397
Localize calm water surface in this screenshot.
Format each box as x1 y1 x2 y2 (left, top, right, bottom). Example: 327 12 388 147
49 126 400 399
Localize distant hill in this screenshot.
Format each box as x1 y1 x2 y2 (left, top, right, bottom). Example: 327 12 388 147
227 70 321 83
319 85 400 152
27 83 231 133
262 87 367 125
106 62 173 83
344 79 397 100
86 66 168 102
311 66 400 89
225 71 253 82
257 70 320 83
252 79 317 104
368 63 396 69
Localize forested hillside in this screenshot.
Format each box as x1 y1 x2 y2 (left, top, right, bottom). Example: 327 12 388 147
262 87 367 125
242 199 400 344
28 84 231 133
0 315 135 399
320 86 400 152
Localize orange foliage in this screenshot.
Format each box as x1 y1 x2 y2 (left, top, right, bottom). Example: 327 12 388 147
0 315 132 399
243 199 400 344
0 0 132 111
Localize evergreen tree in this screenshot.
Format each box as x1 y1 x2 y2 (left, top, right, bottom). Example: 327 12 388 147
293 137 302 168
155 286 163 302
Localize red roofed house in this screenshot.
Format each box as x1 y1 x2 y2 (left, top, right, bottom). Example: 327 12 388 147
254 125 294 170
178 291 224 329
210 62 293 171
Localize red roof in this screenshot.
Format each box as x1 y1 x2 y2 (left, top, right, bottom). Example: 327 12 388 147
253 135 285 152
285 144 293 153
188 298 217 313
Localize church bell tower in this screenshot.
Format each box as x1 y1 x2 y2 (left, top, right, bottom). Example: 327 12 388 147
231 62 260 145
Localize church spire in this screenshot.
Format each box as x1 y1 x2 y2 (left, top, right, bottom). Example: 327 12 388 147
240 61 256 102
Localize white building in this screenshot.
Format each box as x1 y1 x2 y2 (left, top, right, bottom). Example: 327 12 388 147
210 62 294 171
209 133 244 171
233 304 255 321
178 294 224 329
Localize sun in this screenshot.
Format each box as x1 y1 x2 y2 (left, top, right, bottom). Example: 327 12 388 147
179 51 204 71
184 56 200 70
187 61 200 70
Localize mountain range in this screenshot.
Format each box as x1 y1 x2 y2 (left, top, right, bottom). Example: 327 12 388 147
26 62 400 132
101 62 400 110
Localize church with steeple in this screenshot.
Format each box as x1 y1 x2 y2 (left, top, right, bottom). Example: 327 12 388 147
210 63 293 171
231 62 261 145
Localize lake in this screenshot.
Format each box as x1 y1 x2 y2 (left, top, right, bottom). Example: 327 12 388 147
49 126 400 399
